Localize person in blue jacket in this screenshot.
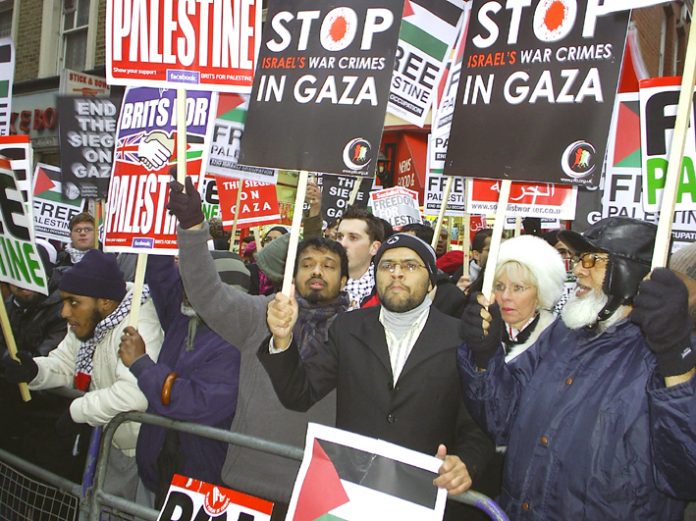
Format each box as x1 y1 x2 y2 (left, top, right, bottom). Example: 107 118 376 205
458 217 696 521
117 253 243 508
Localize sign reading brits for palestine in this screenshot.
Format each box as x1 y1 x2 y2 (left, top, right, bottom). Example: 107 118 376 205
443 0 629 187
239 0 403 176
106 0 261 92
287 424 446 521
104 87 215 254
156 474 273 521
0 157 48 295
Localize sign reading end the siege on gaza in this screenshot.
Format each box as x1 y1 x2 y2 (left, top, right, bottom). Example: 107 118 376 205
106 0 261 92
239 0 404 176
444 0 629 187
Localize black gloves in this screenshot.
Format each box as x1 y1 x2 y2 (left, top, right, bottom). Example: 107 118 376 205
460 294 503 369
167 176 204 229
2 351 38 383
55 410 83 438
632 268 696 377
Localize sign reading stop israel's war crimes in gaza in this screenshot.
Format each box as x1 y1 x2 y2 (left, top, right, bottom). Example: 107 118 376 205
239 0 403 176
444 0 629 187
106 0 261 92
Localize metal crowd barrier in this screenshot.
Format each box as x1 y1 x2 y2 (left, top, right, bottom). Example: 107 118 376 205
91 411 509 521
0 408 508 520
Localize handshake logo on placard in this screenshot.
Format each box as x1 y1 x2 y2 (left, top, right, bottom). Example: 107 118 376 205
137 131 174 171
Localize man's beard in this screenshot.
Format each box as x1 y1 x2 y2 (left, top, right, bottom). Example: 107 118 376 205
380 282 429 313
76 309 103 341
561 288 609 330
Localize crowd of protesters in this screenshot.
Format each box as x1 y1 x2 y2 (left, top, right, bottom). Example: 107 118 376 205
1 184 696 521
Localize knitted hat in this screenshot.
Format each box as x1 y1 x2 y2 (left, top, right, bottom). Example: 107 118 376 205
373 233 438 285
59 249 127 301
669 242 696 280
210 251 251 293
256 232 290 283
496 235 566 310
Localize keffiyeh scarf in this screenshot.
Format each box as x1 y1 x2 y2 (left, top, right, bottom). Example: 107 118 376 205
74 287 151 391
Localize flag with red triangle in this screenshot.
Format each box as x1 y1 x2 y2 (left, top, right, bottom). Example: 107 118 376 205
32 163 87 243
287 424 446 521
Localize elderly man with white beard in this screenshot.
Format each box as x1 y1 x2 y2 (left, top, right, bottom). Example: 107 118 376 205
457 217 696 521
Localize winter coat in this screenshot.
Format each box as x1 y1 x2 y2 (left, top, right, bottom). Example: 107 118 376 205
131 255 240 493
177 223 338 503
458 318 696 521
29 284 163 456
1 269 66 357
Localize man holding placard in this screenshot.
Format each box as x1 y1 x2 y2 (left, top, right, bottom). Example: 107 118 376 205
2 250 164 501
459 217 696 520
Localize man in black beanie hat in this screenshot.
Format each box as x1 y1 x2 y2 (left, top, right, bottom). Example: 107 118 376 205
458 217 696 521
260 233 494 521
2 249 163 501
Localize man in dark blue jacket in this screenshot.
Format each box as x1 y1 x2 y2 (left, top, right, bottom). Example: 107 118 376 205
459 217 696 520
118 254 242 508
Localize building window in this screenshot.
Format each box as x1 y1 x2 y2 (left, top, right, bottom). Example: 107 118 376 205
61 0 90 70
0 1 14 39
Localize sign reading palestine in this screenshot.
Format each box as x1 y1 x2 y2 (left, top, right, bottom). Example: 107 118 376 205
444 0 629 187
239 0 403 176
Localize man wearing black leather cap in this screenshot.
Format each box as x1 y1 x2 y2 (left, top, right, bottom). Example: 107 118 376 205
458 217 696 520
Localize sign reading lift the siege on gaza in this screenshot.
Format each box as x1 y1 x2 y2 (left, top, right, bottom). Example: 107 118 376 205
106 0 261 92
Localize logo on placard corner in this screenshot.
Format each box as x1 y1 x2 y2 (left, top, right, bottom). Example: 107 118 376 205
204 486 231 516
342 138 372 171
167 69 200 85
131 237 154 249
561 140 596 180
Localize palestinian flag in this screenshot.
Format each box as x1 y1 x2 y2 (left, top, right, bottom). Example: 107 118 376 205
291 439 441 521
34 164 84 205
399 0 464 62
611 99 641 168
217 93 248 125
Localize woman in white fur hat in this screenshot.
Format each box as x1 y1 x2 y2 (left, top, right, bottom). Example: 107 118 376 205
492 235 566 362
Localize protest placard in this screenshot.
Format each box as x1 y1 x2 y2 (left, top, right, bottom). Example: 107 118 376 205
604 91 696 249
0 38 14 136
287 423 446 521
200 175 221 221
106 0 260 92
32 163 87 243
639 77 696 212
387 0 465 127
318 174 370 222
156 474 273 521
59 69 111 96
216 177 280 229
425 133 466 216
0 158 48 295
104 88 215 254
370 186 422 227
444 0 629 186
206 93 278 184
58 96 121 199
0 135 33 205
239 0 403 176
467 179 577 219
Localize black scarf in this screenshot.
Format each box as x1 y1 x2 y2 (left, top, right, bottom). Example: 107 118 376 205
293 291 350 359
502 313 540 349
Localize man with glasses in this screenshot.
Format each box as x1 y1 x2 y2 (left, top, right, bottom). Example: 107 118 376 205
58 212 97 267
458 217 696 520
261 233 494 521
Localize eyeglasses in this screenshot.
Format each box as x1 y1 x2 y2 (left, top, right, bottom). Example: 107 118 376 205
73 227 94 234
377 260 426 274
572 252 609 269
493 282 531 294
